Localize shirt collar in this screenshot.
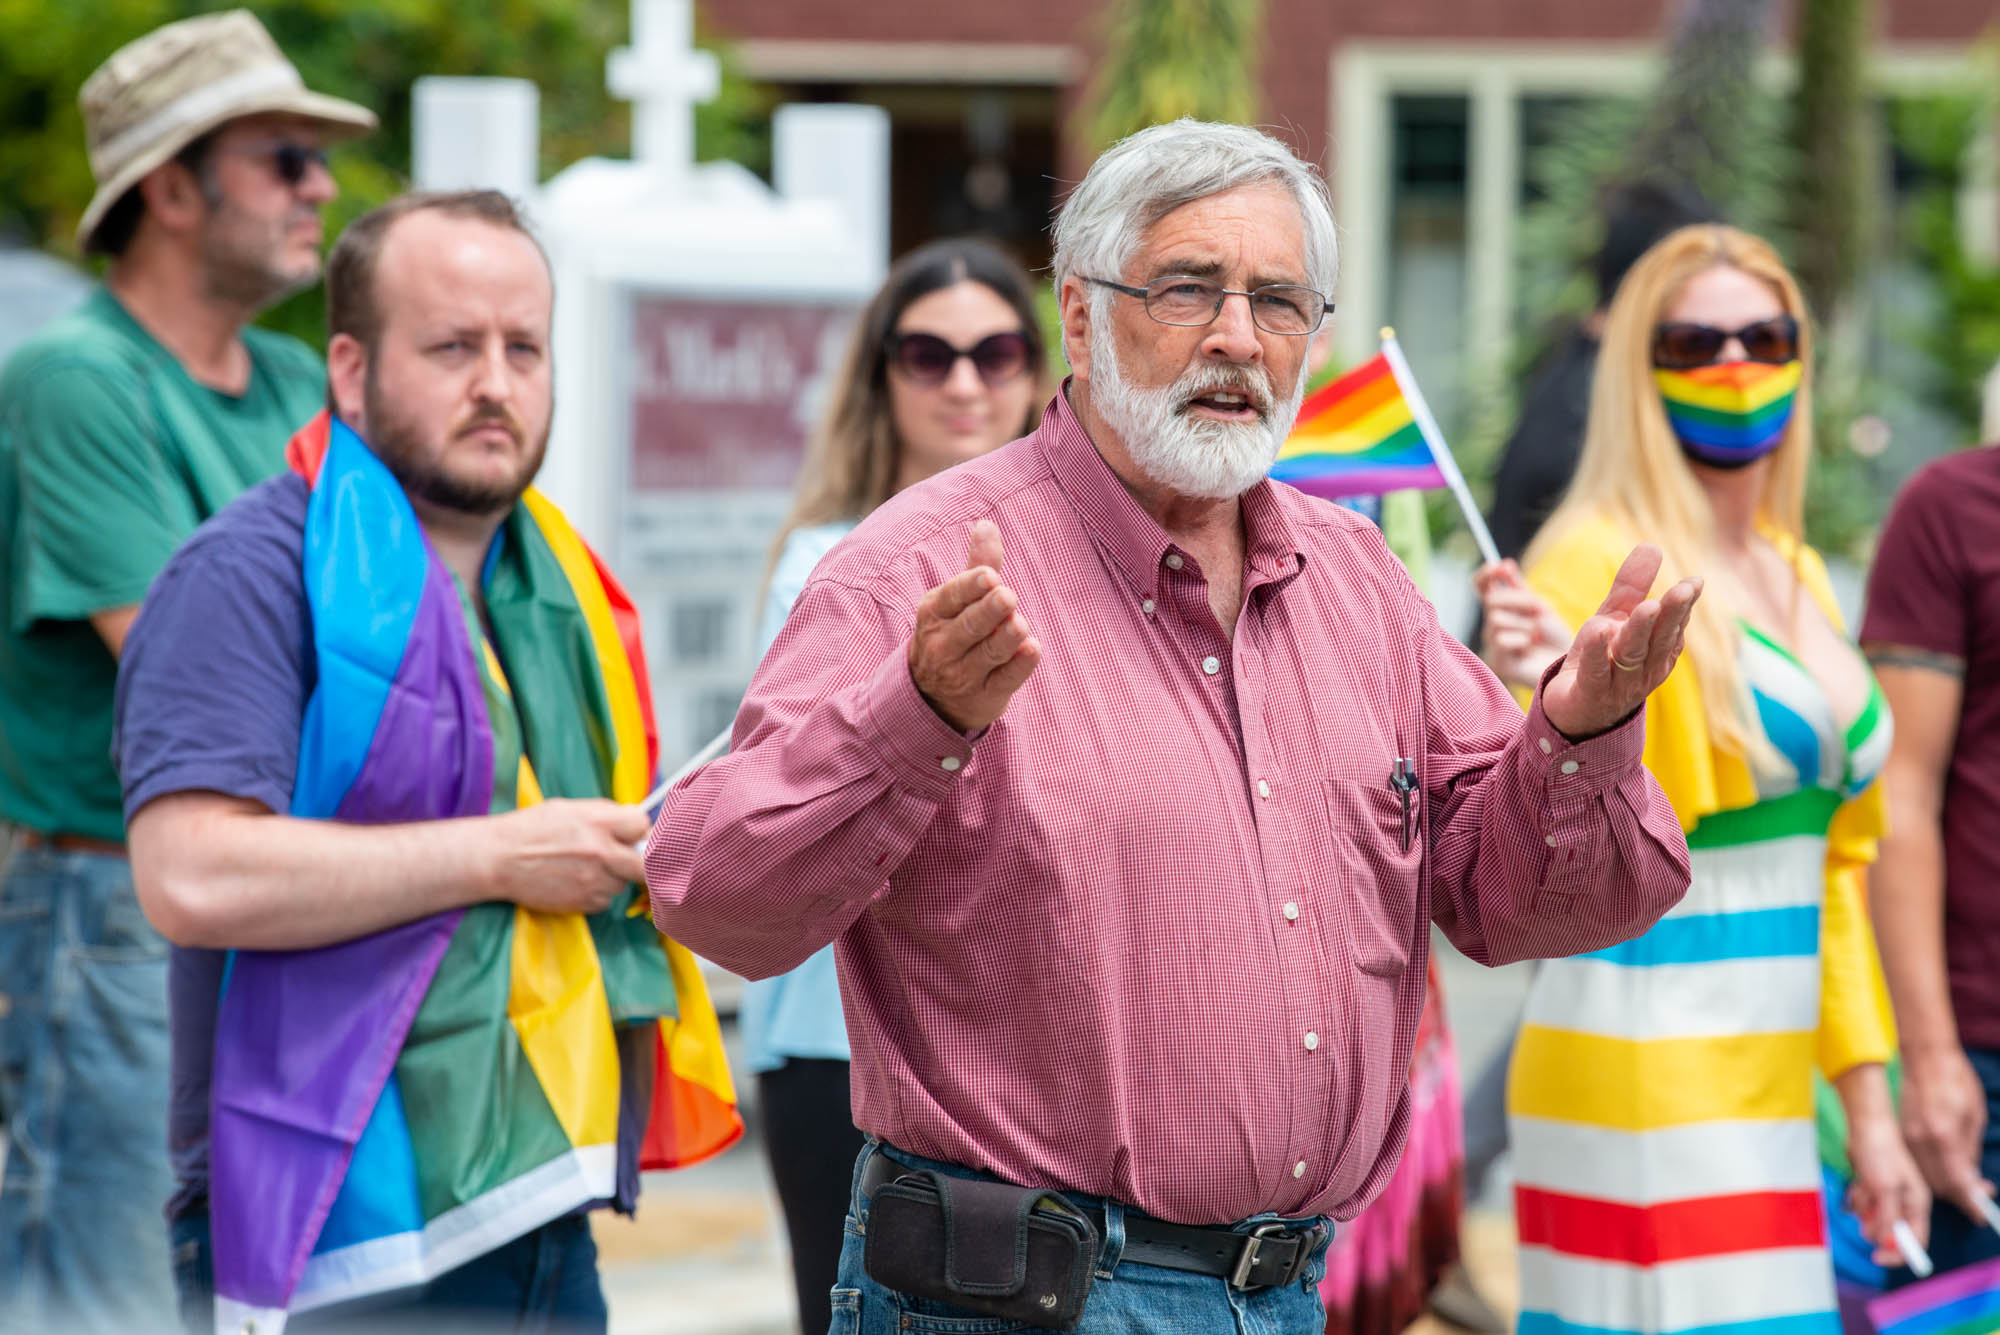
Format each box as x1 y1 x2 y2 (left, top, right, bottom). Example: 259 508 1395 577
1036 381 1307 600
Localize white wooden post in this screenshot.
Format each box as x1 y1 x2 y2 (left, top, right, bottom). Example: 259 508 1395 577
412 77 540 199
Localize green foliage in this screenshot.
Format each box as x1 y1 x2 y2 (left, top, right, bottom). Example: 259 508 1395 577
1890 91 2000 439
0 0 770 348
1513 2 1792 363
1625 0 1790 232
1788 0 1875 318
1084 0 1263 152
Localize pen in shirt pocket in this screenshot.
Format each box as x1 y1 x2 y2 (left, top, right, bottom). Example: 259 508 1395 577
1390 757 1417 853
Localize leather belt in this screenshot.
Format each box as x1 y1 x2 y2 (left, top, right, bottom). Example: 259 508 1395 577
16 830 127 858
860 1151 1323 1291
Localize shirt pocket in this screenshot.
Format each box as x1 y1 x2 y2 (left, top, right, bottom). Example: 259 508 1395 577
1323 777 1423 979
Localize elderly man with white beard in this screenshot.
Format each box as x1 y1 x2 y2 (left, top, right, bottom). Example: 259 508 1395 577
648 119 1698 1334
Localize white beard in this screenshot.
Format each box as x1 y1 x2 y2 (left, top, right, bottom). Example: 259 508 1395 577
1087 321 1306 501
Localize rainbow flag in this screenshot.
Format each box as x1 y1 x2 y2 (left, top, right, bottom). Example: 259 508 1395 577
208 413 740 1334
1867 1257 2000 1335
1270 349 1446 500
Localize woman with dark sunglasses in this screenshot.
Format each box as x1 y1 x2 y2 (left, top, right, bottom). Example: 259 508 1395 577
746 236 1044 1335
1473 225 1928 1331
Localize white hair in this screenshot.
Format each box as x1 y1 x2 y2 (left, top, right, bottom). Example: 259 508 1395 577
1051 119 1339 305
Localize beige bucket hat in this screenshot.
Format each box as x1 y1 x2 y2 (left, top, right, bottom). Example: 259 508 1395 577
76 8 376 252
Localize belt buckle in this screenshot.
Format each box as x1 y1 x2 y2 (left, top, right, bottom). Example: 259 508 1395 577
1228 1221 1287 1290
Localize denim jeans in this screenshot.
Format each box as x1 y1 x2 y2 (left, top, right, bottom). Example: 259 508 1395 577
832 1141 1330 1335
0 844 176 1334
172 1209 608 1334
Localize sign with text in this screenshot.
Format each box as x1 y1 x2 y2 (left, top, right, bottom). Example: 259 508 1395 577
620 293 859 762
629 297 855 492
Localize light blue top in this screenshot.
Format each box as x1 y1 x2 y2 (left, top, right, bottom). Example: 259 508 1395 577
739 521 858 1074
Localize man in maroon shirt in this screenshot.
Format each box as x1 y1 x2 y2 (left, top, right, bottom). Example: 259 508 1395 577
648 120 1696 1333
1863 443 2000 1279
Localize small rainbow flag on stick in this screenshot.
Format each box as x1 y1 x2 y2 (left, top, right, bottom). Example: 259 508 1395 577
1271 328 1499 564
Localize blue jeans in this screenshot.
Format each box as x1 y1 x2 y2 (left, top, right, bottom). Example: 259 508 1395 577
832 1141 1330 1335
0 844 176 1334
172 1210 608 1334
1914 1045 2000 1278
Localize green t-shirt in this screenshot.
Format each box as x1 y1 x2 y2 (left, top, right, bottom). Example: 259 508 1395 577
0 288 323 839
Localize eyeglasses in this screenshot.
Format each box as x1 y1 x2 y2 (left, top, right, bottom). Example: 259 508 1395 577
1085 275 1330 336
1651 315 1800 371
227 140 330 189
886 330 1032 387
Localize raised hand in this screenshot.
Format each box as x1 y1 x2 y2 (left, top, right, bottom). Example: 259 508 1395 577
1540 544 1702 740
1475 558 1572 691
908 519 1042 733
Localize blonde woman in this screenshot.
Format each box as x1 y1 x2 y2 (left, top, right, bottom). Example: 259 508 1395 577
1477 224 1929 1332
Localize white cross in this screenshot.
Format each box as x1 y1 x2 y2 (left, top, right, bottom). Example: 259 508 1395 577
606 0 720 180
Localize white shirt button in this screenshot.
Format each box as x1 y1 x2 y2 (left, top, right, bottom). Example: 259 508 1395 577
940 756 962 772
1257 779 1272 799
1544 834 1557 847
1303 1031 1319 1051
1141 598 1155 615
1165 553 1184 570
1293 1160 1306 1179
1282 902 1299 921
1201 656 1220 676
1560 759 1580 775
1538 737 1552 755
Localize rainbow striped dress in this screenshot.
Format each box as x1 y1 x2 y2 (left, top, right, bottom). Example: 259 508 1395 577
1508 620 1891 1335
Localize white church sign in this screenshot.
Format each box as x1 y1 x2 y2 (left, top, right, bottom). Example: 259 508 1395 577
415 0 889 766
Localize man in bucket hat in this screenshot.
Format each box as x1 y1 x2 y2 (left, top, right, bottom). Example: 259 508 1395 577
0 12 372 1332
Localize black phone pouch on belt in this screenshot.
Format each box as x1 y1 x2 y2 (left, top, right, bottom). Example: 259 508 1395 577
863 1168 1100 1330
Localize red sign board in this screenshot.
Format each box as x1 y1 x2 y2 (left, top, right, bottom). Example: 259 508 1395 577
628 296 858 492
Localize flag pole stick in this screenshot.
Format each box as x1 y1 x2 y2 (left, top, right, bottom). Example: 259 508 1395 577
1378 328 1501 568
640 725 731 816
634 725 732 857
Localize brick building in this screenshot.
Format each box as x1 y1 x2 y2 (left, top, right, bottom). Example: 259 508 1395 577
703 0 1992 430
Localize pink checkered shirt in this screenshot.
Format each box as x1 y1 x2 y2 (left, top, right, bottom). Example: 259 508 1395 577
647 389 1688 1225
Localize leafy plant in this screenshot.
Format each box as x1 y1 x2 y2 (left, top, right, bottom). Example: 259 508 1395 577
1082 0 1263 152
0 0 769 350
1889 89 2000 439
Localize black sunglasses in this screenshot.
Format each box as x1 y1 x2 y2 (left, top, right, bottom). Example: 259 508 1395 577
886 330 1031 387
228 140 329 188
1652 315 1800 371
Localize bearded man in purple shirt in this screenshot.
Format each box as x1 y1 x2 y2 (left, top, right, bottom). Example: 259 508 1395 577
649 120 1699 1334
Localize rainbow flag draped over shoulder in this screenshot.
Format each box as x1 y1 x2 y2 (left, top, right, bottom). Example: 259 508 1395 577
1269 349 1446 500
208 413 740 1335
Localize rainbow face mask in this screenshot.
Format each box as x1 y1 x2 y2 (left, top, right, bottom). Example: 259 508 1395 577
1653 359 1802 469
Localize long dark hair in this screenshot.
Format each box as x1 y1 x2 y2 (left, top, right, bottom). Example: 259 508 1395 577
769 238 1046 561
